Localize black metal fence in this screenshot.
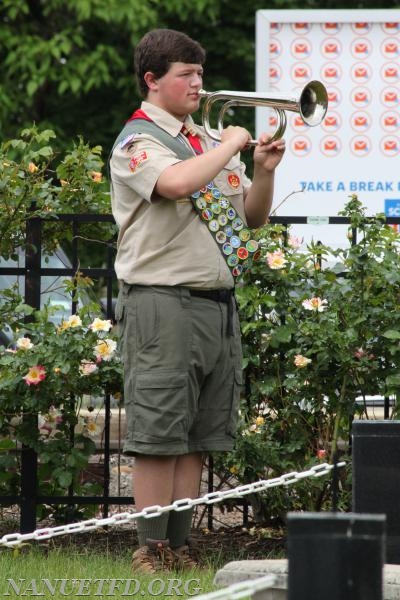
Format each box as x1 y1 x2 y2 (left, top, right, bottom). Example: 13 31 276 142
0 212 398 534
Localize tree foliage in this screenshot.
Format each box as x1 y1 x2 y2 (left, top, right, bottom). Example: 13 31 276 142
2 0 396 155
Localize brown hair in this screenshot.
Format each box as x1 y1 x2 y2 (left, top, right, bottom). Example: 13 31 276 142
134 29 206 97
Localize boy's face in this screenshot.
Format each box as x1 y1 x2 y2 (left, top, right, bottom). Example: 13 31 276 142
147 61 204 120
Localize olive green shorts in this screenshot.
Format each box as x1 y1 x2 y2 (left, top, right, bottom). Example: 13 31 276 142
114 284 243 456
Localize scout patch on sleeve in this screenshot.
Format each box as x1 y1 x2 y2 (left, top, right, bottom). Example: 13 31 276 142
119 133 138 151
129 150 148 172
228 173 240 188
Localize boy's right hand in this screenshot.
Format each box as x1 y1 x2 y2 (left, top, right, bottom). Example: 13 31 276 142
221 125 251 153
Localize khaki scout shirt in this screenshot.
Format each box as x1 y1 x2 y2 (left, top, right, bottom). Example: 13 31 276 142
110 101 252 289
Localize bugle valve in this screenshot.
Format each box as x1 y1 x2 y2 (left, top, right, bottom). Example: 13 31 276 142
199 80 328 146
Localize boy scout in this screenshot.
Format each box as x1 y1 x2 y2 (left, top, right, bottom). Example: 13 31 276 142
110 28 285 573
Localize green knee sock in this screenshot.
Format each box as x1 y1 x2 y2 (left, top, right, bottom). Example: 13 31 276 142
136 513 169 547
166 508 194 549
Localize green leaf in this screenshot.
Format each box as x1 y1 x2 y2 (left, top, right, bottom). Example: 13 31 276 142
382 330 400 340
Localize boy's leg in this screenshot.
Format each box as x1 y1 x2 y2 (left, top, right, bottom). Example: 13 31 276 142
133 454 176 545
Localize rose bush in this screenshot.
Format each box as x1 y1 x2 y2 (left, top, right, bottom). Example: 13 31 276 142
218 195 400 524
0 126 120 518
0 289 122 514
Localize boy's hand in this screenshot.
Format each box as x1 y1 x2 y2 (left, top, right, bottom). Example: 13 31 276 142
253 134 286 172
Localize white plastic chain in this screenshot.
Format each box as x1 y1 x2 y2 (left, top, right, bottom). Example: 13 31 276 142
193 574 277 600
0 461 345 548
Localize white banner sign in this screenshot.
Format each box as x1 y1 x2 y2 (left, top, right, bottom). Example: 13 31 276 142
256 9 400 246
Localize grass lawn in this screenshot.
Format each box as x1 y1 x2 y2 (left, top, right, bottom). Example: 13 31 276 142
0 545 218 598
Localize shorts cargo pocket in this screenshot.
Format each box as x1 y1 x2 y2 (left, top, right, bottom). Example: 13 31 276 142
132 371 187 443
226 368 243 437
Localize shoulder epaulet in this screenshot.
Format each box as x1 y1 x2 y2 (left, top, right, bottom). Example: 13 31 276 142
110 119 193 160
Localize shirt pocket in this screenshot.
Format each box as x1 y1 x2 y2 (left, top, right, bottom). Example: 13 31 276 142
214 157 244 198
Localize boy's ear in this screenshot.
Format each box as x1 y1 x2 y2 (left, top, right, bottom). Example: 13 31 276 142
144 71 158 91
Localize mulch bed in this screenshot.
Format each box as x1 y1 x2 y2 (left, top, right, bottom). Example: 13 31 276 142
0 514 286 567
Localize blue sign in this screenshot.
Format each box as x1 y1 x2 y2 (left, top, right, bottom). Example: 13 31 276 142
385 199 400 217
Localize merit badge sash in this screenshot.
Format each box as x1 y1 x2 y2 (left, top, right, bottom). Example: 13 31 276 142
191 183 260 279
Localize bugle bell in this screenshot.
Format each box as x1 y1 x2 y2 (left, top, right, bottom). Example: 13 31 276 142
199 80 328 145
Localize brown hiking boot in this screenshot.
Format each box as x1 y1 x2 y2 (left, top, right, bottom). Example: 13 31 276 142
172 544 199 571
131 538 175 574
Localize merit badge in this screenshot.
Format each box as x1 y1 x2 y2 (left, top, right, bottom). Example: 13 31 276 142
204 192 213 203
218 214 228 227
239 229 251 242
201 208 213 221
232 265 243 277
212 188 221 199
196 198 207 210
199 186 208 194
224 225 233 237
227 254 240 267
230 236 241 249
129 150 148 172
222 243 233 255
208 219 219 232
227 173 240 188
192 190 201 199
237 247 249 260
207 181 214 189
216 231 227 244
219 198 229 209
211 203 221 215
232 217 244 231
227 207 236 220
246 240 259 253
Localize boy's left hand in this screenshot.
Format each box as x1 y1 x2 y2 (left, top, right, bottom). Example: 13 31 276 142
253 134 286 172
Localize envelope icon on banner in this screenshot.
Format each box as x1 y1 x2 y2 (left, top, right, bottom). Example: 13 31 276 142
270 43 279 54
384 116 398 127
324 43 338 53
354 140 367 151
355 43 368 53
269 68 279 78
325 22 339 29
385 67 398 78
384 92 398 102
294 140 308 151
269 116 278 126
384 140 398 151
355 22 368 29
354 116 368 127
354 92 368 102
324 140 337 151
355 67 368 78
384 22 398 29
294 22 309 29
324 67 338 78
294 116 305 127
385 43 398 54
295 43 308 54
328 92 338 103
294 67 308 78
324 116 338 127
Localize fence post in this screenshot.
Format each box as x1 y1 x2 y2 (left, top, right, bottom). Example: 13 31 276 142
352 420 400 564
287 512 386 600
20 211 42 532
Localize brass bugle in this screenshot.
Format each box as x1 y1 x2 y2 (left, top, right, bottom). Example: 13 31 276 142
199 80 328 145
